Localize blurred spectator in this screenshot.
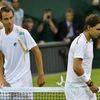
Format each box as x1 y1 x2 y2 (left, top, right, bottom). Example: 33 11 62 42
37 9 58 43
0 0 11 9
11 0 24 26
23 18 34 34
85 0 100 16
57 8 80 45
22 18 40 43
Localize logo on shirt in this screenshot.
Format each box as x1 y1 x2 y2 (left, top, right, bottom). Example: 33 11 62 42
19 32 24 35
13 42 17 46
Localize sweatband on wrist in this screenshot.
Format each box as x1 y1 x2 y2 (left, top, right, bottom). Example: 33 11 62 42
79 74 89 82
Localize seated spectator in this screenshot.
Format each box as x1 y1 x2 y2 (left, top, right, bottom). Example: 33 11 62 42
22 18 40 43
11 0 24 26
37 9 58 43
58 8 80 45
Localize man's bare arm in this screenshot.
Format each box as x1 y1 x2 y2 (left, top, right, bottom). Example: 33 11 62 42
0 51 5 87
31 46 45 86
73 58 99 93
48 20 58 34
73 58 84 76
37 23 44 33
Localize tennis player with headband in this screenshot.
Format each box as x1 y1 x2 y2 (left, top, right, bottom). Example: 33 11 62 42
65 14 100 100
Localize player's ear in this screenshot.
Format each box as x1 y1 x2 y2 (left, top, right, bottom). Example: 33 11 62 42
87 25 91 31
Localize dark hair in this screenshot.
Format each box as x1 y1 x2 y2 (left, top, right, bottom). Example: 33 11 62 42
84 14 100 30
0 6 14 20
43 8 52 14
11 0 20 3
66 8 74 14
23 18 33 23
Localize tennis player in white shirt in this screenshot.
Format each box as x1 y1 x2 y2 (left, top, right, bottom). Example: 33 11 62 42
65 14 100 100
0 6 45 88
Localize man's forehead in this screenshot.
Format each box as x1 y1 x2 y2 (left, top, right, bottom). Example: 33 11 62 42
2 11 13 17
95 23 100 28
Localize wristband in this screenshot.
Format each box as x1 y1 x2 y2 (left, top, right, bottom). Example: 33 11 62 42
87 81 93 87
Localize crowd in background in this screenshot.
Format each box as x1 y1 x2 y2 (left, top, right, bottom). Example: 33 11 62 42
0 0 100 49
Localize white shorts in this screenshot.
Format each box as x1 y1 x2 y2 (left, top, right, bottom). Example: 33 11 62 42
65 84 97 100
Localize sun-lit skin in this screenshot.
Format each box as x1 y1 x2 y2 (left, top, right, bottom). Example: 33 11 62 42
84 23 100 41
89 24 100 39
1 11 14 34
65 11 74 23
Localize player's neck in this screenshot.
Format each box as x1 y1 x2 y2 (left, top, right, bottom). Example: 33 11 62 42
5 27 13 35
84 31 91 42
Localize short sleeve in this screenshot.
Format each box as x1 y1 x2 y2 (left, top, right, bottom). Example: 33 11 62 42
24 30 37 51
73 40 86 59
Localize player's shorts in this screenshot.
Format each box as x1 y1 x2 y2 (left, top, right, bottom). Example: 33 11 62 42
65 83 97 100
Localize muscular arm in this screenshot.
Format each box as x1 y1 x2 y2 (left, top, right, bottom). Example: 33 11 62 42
73 58 84 76
73 58 99 93
31 46 45 86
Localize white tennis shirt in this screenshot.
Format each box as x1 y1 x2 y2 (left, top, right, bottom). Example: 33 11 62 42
66 33 93 86
0 24 37 84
